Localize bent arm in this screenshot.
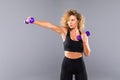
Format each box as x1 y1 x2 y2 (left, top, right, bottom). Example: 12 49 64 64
81 32 91 56
34 20 64 34
83 41 91 56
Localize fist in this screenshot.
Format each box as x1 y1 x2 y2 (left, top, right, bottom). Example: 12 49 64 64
81 32 88 43
24 16 35 24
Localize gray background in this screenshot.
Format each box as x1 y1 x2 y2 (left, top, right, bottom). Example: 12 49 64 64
0 0 120 80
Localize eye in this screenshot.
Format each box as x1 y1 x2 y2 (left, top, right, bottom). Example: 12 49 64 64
71 19 74 21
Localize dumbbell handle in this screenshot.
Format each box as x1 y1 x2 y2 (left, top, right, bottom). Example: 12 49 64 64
77 31 90 40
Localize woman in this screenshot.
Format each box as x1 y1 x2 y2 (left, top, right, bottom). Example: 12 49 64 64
25 9 91 80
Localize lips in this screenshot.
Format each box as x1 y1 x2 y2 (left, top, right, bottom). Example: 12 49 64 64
69 24 73 27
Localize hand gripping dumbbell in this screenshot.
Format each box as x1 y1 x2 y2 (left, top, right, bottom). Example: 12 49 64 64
77 31 90 40
24 17 35 24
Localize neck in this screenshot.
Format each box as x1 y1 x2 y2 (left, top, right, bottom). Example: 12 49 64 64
70 27 79 32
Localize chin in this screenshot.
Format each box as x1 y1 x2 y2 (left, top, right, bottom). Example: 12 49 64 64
69 27 74 30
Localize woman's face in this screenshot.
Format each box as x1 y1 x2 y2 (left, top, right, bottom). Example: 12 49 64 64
67 15 79 29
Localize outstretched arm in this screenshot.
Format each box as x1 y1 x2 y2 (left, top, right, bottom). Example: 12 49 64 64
34 20 63 34
25 17 64 35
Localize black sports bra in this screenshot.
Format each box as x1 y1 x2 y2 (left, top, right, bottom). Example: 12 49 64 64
63 29 83 52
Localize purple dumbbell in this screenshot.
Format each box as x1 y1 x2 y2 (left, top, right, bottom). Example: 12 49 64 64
77 31 90 40
24 17 35 24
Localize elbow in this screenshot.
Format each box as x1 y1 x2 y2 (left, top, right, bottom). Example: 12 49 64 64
85 52 90 57
46 22 52 27
84 50 91 57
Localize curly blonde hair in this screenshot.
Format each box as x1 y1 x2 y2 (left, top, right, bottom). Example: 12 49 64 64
60 9 85 31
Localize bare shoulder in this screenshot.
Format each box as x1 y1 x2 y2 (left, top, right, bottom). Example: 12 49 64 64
81 31 86 34
81 31 87 36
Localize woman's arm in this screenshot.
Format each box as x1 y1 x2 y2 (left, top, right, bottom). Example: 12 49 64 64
81 32 91 56
25 17 64 35
34 20 63 34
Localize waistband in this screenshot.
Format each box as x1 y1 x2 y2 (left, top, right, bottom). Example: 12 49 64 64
64 56 83 62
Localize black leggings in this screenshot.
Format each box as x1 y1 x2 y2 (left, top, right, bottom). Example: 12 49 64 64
60 57 87 80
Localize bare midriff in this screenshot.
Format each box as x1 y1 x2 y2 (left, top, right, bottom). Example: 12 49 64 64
64 51 83 59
